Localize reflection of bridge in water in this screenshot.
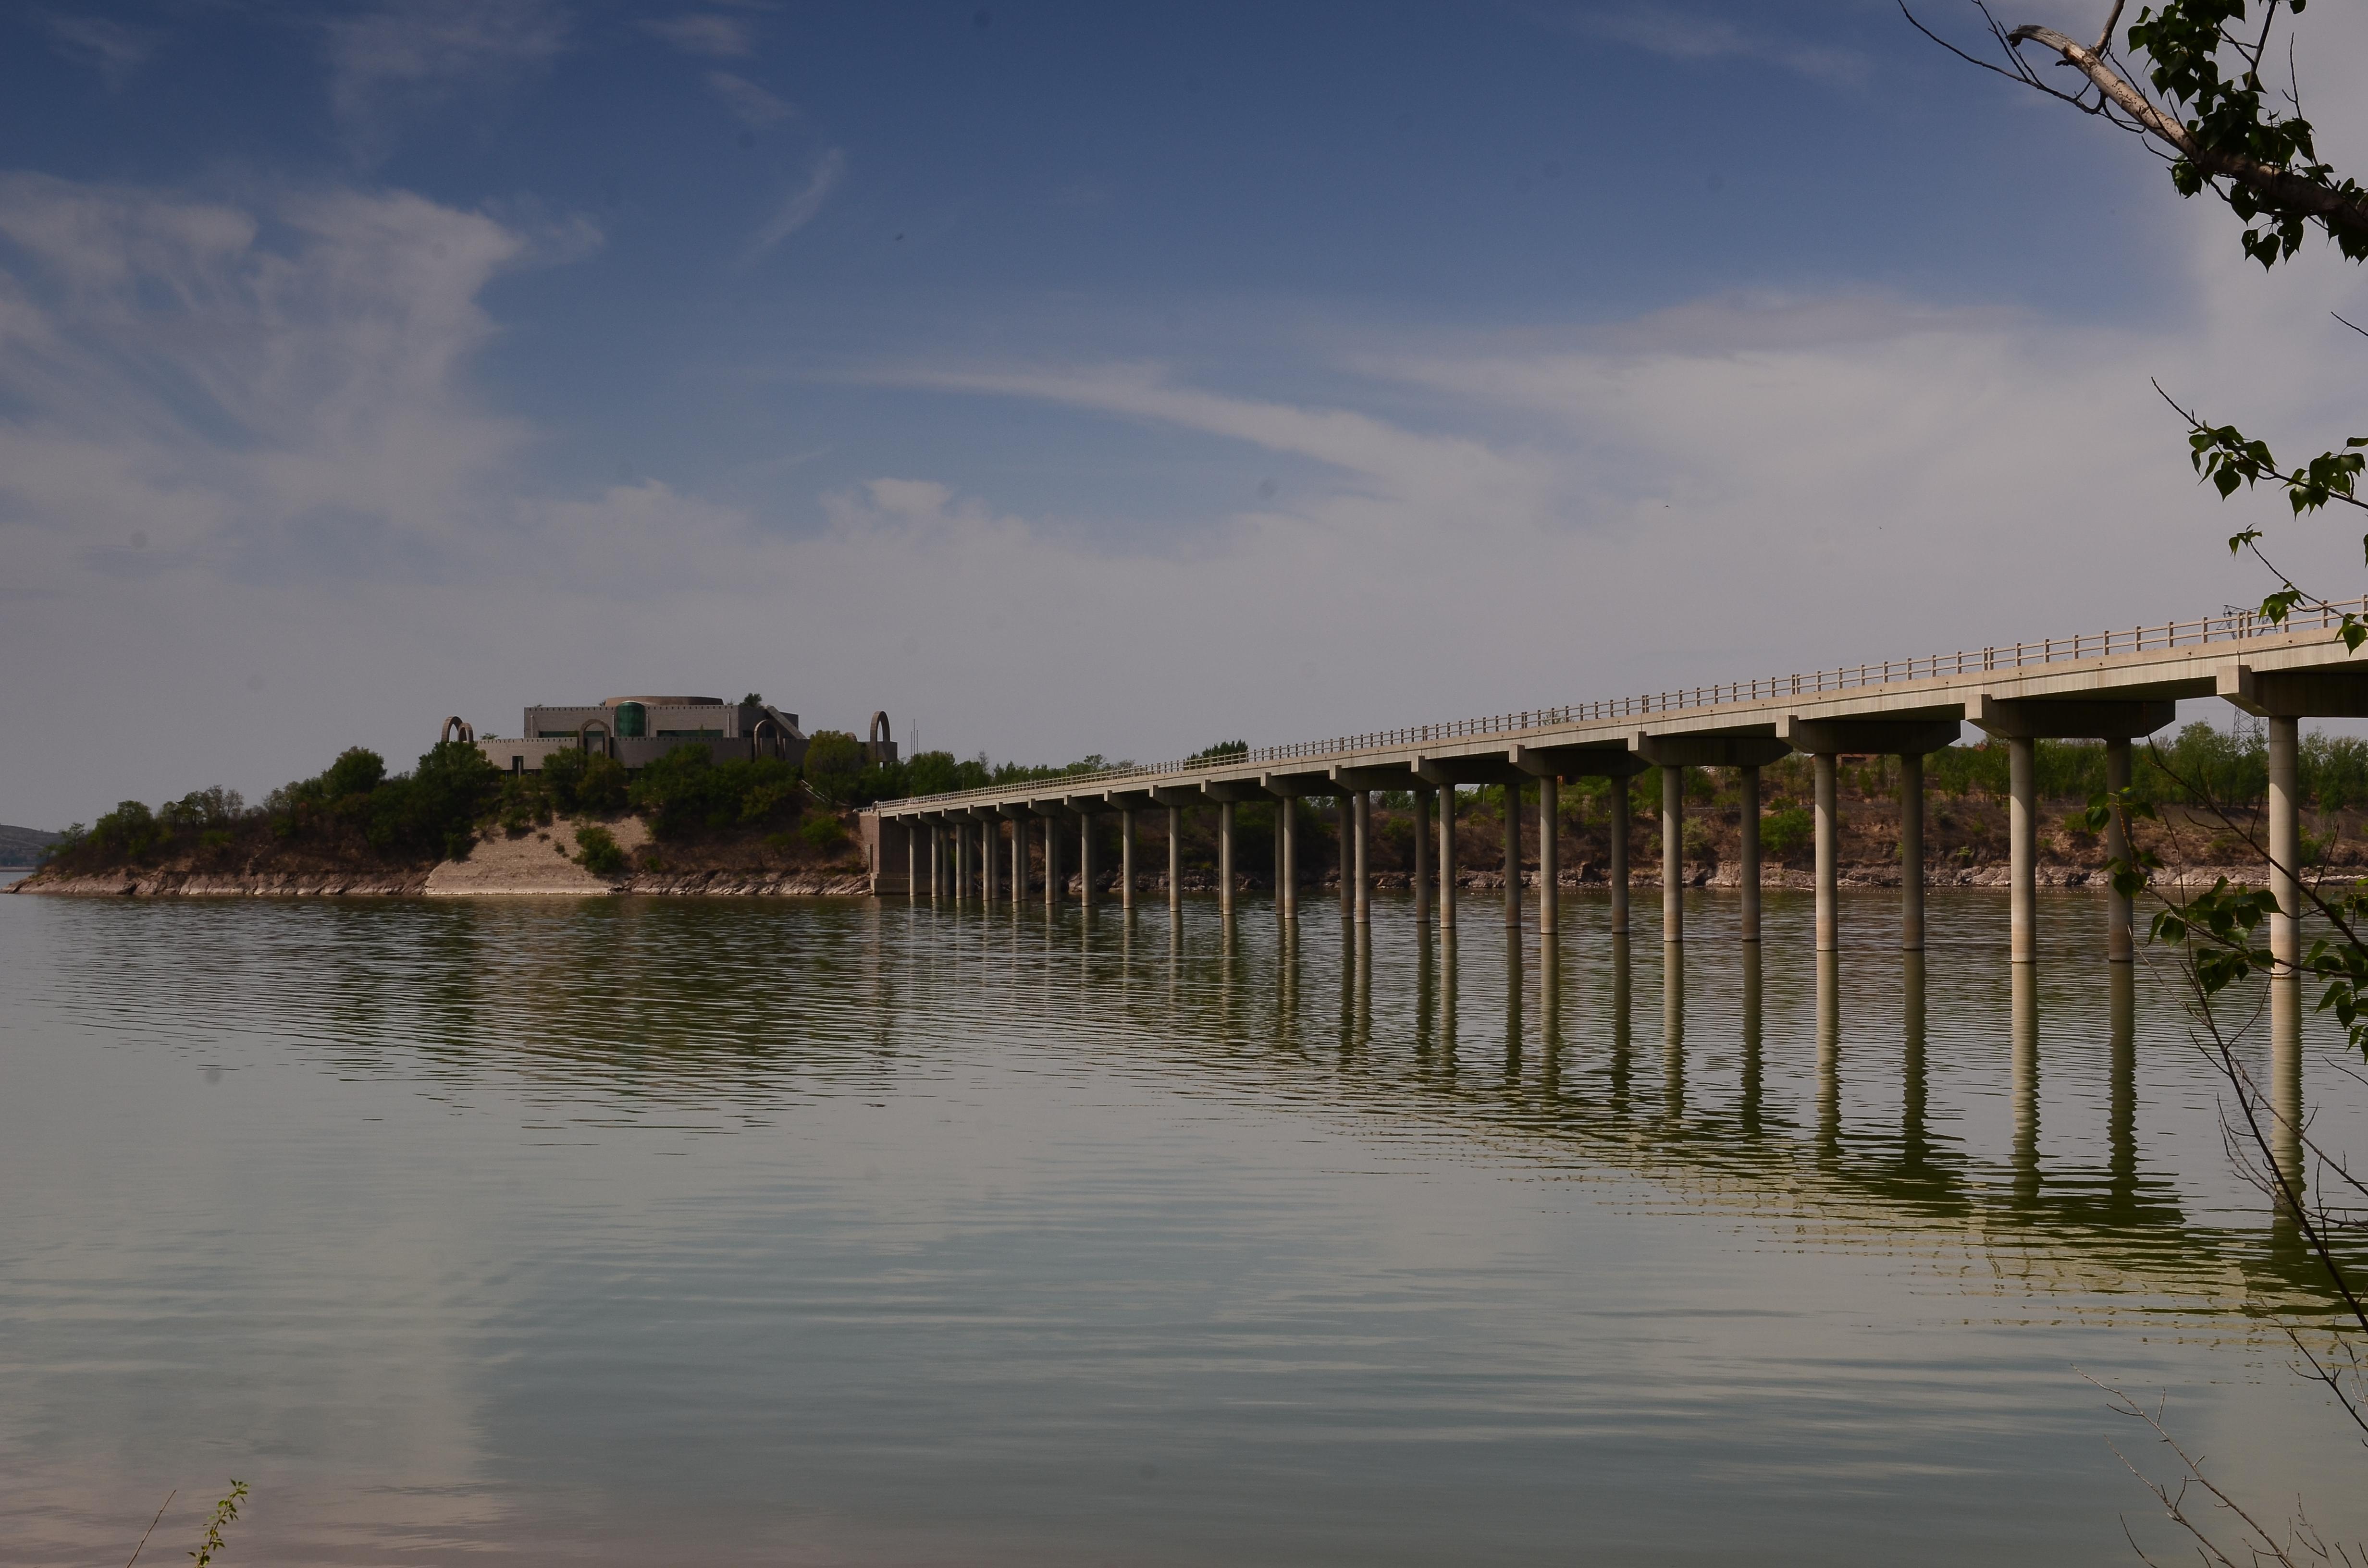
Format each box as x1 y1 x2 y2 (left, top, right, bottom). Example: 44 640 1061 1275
861 599 2365 1316
883 892 2338 1327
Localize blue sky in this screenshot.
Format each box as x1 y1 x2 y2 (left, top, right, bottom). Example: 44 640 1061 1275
4 0 2365 824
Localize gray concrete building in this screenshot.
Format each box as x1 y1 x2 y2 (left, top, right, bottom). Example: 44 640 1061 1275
466 696 825 774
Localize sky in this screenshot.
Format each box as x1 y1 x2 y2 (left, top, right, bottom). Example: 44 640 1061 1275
4 0 2366 827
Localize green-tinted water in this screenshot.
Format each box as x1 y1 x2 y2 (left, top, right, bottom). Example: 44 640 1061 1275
2 881 2361 1564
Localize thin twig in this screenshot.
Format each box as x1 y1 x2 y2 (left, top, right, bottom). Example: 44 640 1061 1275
123 1491 174 1568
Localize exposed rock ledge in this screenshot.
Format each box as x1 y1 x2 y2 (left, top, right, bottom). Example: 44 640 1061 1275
15 870 432 896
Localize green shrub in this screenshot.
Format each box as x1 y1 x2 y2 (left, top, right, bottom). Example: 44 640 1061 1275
801 812 848 852
578 753 629 812
802 731 868 804
630 747 805 839
364 740 501 861
574 824 628 876
319 747 386 801
1761 807 1813 858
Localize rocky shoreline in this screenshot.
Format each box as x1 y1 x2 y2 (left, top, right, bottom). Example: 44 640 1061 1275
11 858 2295 898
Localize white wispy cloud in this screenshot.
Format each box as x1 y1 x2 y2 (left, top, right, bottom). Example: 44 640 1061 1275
707 71 793 127
42 12 162 90
324 0 570 153
1573 7 1869 87
3 164 2365 824
744 148 846 257
642 12 755 58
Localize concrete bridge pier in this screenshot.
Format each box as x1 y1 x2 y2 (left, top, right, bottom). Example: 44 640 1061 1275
1504 783 1522 932
2268 714 2300 972
1783 718 1957 955
1008 811 1025 906
1353 791 1372 925
2105 739 2133 961
1412 786 1433 928
1899 754 1924 952
1219 801 1236 918
981 816 999 904
1120 809 1135 912
1738 765 1761 943
1969 695 2173 966
1537 776 1559 937
1336 798 1353 919
1280 795 1298 920
929 821 943 899
1815 754 1839 953
1436 782 1458 936
2009 737 2035 963
1078 810 1098 910
2216 664 2368 969
1636 734 1791 947
1148 787 1194 918
1609 775 1629 937
1661 765 1684 945
1044 813 1062 909
907 830 918 903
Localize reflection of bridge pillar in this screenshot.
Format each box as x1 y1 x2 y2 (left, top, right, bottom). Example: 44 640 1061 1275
1609 775 1630 937
1900 753 1924 952
2271 973 2306 1202
2106 738 2134 962
2010 961 2038 1200
1353 791 1371 925
1815 950 1839 1149
2010 736 2037 963
1504 783 1522 931
1661 766 1683 945
1120 810 1135 912
1740 942 1763 1135
1902 951 1927 1165
1438 785 1459 940
1499 936 1520 1066
1538 775 1559 938
1608 934 1631 1114
1739 765 1761 943
2109 962 2135 1203
1412 786 1433 929
1814 754 1838 952
1219 801 1236 920
1540 941 1561 1065
2269 714 2301 971
1663 943 1684 1120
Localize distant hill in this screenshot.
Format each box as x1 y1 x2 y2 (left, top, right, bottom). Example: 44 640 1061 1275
0 824 60 866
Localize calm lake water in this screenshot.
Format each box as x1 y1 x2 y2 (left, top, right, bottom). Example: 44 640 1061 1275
4 875 2365 1566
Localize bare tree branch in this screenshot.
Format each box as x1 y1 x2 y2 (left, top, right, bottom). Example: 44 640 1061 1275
2006 24 2368 240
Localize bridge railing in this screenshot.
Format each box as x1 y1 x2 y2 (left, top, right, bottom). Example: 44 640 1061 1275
882 595 2368 811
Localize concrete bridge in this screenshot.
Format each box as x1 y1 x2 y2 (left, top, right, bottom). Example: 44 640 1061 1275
863 598 2368 972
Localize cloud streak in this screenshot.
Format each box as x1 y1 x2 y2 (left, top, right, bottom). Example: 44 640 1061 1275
642 13 756 58
1572 7 1869 87
744 148 846 257
323 0 570 154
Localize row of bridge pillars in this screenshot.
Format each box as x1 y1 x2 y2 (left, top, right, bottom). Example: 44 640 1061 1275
905 715 2318 975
